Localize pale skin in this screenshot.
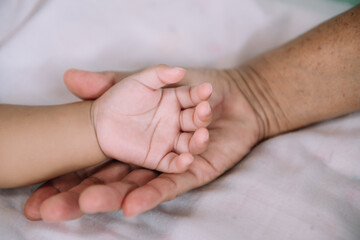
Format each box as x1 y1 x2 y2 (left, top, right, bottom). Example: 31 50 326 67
93 66 213 172
0 66 214 188
24 5 360 221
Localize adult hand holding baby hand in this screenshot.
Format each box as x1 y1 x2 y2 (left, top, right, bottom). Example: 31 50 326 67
24 65 261 221
24 5 360 222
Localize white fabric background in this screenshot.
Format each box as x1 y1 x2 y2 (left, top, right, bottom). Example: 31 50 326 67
1 0 359 239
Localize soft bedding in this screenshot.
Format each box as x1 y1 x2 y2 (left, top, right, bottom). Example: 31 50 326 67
0 0 359 239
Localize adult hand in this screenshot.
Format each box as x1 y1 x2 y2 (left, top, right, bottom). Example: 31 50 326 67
24 66 262 221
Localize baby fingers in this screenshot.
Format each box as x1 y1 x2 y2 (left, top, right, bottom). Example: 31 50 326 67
174 83 213 108
156 152 194 173
173 128 210 155
180 101 212 131
154 129 210 173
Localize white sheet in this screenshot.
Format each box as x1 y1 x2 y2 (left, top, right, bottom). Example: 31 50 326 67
1 0 359 239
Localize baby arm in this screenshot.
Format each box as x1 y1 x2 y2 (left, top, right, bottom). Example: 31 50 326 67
0 65 212 188
0 101 107 188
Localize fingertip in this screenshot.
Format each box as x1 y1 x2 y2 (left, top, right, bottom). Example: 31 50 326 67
63 69 90 88
24 197 44 221
24 207 42 221
198 101 212 117
164 152 194 173
121 192 144 218
122 185 163 218
190 128 209 154
24 183 61 221
177 153 194 171
198 82 213 100
63 68 78 79
79 185 103 213
195 128 210 145
63 69 115 100
195 101 212 127
40 198 67 222
158 65 186 84
40 192 82 222
122 207 139 218
24 202 40 221
200 127 210 141
79 185 121 213
172 67 186 78
63 69 79 89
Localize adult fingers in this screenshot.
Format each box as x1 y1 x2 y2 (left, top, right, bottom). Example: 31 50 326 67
24 160 113 220
63 69 132 100
24 172 84 221
79 169 158 213
39 162 131 222
122 156 219 217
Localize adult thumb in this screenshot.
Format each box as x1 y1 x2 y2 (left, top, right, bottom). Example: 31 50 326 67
63 69 131 100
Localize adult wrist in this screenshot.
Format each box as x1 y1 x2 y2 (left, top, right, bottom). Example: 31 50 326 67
228 59 291 139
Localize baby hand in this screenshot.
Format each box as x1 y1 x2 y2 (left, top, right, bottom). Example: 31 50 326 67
92 65 213 173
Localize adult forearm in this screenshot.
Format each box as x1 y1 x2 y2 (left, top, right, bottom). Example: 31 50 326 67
236 5 360 138
0 102 106 188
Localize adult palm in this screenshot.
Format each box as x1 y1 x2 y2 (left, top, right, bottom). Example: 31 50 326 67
24 66 261 221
